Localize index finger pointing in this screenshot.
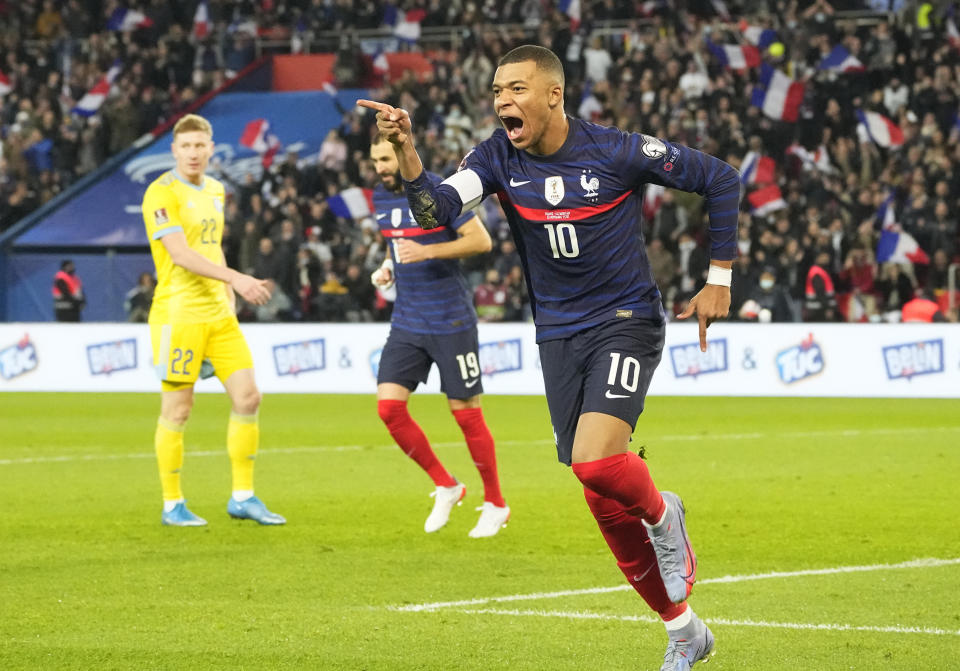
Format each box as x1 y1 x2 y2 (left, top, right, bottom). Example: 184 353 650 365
356 99 393 113
698 315 708 352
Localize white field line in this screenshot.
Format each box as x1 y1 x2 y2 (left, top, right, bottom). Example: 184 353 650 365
2 425 959 466
447 608 960 637
389 557 960 612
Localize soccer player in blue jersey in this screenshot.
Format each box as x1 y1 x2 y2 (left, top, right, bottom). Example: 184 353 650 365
359 44 738 670
368 134 510 538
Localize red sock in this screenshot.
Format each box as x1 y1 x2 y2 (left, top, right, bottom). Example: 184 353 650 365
583 486 687 621
571 453 665 525
378 400 456 487
452 407 505 507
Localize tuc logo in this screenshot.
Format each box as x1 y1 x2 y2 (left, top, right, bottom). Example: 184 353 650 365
669 338 728 379
0 334 38 381
882 339 943 380
479 339 522 376
776 334 823 384
87 338 138 376
273 338 326 377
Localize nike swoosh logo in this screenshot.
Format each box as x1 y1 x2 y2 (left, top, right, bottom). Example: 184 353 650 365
509 178 531 187
605 390 630 399
465 379 479 388
376 213 387 220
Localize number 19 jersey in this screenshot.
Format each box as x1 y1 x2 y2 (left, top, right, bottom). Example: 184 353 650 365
141 171 232 324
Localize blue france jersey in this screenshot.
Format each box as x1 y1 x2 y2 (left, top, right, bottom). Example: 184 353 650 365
374 173 477 335
404 117 741 342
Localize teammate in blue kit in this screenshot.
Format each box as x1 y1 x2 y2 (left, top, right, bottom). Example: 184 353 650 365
360 44 738 670
368 134 510 538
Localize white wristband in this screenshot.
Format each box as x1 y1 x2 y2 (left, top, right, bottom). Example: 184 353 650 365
706 265 732 287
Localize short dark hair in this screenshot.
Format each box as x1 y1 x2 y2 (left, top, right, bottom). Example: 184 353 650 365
371 132 392 146
498 45 565 88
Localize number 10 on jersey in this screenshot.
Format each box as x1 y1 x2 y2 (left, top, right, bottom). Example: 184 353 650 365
543 223 580 258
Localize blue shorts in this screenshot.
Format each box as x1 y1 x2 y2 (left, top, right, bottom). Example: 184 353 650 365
377 326 484 399
539 318 664 465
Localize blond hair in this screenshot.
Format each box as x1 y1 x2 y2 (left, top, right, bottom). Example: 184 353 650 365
173 114 213 138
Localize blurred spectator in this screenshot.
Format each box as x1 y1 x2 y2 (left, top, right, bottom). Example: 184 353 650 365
875 262 915 321
474 269 506 322
804 251 838 322
124 272 156 322
902 288 946 323
746 267 797 323
254 278 294 322
52 259 85 321
502 264 530 322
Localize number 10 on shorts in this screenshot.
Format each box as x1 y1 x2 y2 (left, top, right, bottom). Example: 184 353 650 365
607 352 641 392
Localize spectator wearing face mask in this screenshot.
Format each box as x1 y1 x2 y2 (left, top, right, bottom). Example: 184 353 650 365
746 267 797 323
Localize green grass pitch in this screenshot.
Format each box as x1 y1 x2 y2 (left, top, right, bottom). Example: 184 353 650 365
1 393 958 670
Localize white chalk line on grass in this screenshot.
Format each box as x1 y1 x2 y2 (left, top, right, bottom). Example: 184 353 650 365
447 608 960 637
3 425 959 466
389 557 960 612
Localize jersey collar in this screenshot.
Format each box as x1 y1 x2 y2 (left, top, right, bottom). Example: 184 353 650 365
172 169 206 191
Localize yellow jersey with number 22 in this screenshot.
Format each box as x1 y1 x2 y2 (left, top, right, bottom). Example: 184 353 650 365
141 170 231 324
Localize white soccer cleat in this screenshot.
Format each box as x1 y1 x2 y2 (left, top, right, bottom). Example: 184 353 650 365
424 482 466 533
468 501 511 538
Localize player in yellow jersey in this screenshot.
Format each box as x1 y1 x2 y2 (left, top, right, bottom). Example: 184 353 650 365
142 113 285 526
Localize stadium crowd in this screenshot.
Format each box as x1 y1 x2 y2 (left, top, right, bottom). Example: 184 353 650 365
2 0 958 324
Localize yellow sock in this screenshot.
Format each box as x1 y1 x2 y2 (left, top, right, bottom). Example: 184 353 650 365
228 412 258 493
155 417 185 502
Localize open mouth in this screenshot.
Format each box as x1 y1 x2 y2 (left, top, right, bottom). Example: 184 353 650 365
500 115 524 141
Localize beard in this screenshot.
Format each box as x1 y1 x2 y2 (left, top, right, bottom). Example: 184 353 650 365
381 170 403 192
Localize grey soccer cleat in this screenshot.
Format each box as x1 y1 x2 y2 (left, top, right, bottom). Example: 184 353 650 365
661 611 715 671
645 491 697 603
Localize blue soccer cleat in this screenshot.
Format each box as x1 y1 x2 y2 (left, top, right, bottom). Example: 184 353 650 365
161 501 207 527
227 495 286 525
660 610 715 671
645 491 697 603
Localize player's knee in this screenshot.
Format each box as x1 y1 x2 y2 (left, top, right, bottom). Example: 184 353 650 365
164 403 192 426
377 399 408 427
233 388 261 415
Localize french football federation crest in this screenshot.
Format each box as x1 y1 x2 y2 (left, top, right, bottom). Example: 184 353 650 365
545 176 564 206
391 207 404 228
580 170 599 198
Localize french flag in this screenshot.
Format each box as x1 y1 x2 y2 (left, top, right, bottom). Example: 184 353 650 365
106 7 153 31
390 8 426 43
740 151 776 185
875 194 930 265
707 41 761 70
747 184 787 216
372 50 389 77
239 118 282 168
193 0 211 40
0 69 11 96
71 61 122 117
328 187 375 220
751 64 805 122
558 0 581 30
818 45 865 73
949 6 960 51
856 110 904 148
740 22 777 49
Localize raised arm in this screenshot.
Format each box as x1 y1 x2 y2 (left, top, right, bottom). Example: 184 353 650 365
357 98 479 231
